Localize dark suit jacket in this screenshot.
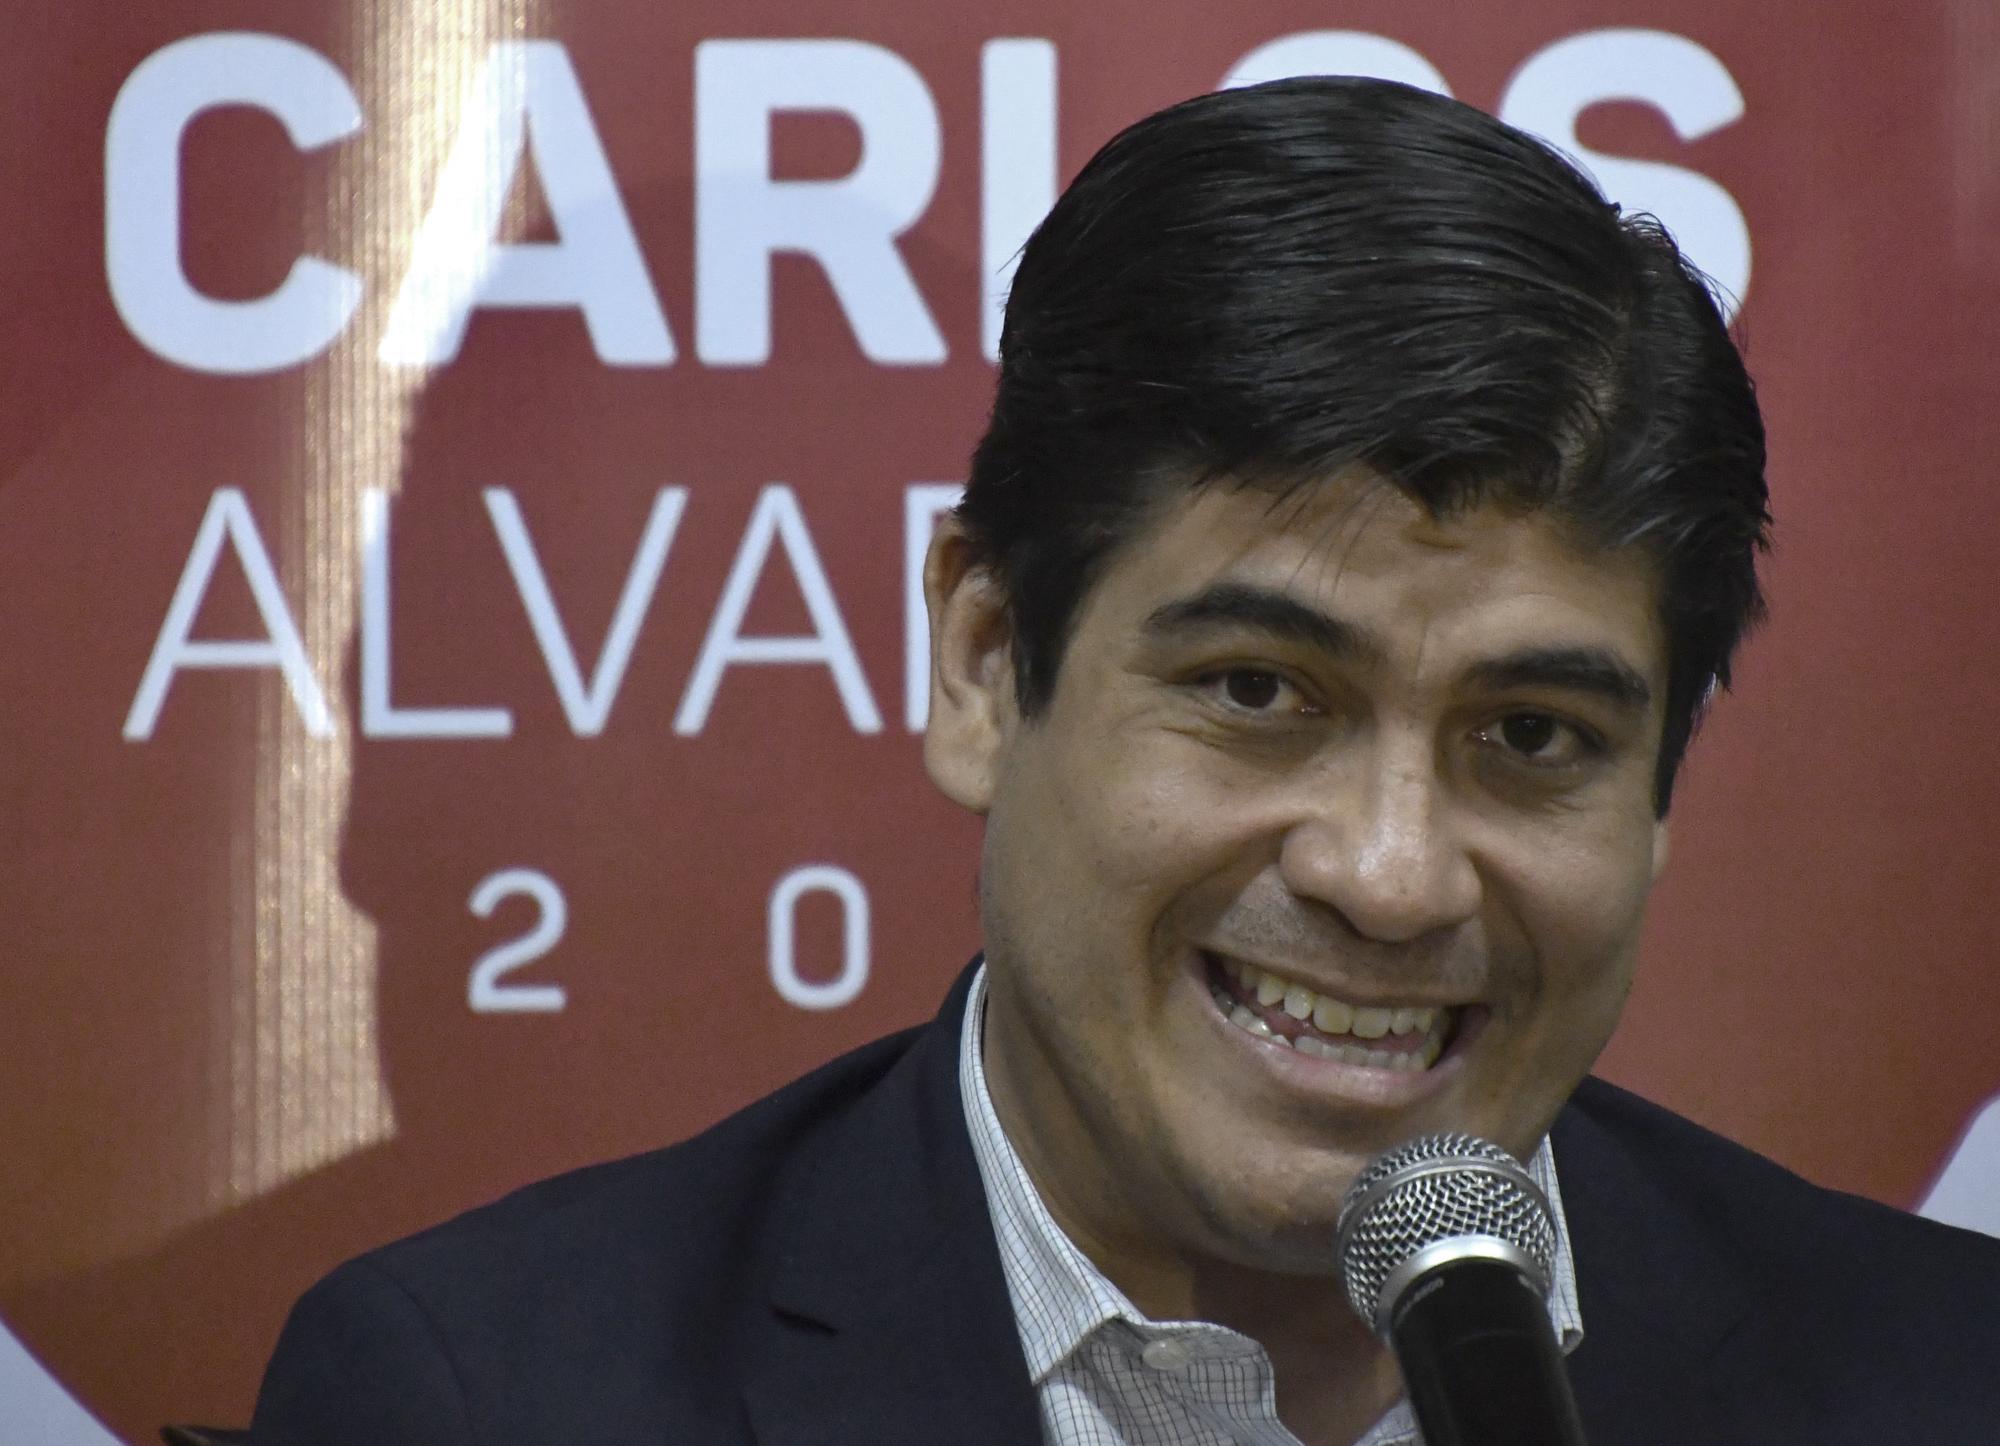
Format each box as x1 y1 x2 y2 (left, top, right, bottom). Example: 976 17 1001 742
253 965 2000 1444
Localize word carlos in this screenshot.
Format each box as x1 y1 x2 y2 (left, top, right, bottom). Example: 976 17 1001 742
107 28 1749 375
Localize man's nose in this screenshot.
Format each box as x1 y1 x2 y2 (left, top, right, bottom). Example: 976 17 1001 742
1276 744 1481 945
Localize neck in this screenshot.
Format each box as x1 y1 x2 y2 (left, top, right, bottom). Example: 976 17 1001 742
1187 1263 1404 1446
1002 1135 1404 1446
979 980 1407 1445
1084 1230 1406 1446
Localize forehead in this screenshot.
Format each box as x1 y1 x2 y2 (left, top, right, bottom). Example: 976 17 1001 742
1075 476 1667 683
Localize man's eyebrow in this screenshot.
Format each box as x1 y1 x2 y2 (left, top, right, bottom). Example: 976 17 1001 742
1143 584 1384 662
1147 588 1654 711
1464 648 1654 713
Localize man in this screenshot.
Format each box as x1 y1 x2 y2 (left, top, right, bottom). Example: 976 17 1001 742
253 77 2000 1444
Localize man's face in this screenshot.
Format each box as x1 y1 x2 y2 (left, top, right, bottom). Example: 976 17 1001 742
926 475 1670 1285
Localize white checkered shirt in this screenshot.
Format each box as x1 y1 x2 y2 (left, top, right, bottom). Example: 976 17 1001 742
958 966 1584 1446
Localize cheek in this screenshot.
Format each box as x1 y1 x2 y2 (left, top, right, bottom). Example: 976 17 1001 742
981 734 1187 968
1513 823 1658 1000
1051 739 1235 891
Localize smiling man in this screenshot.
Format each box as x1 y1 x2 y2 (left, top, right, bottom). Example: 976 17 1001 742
254 77 2000 1446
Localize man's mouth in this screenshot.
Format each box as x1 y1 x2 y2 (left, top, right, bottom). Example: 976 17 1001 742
1202 951 1460 1072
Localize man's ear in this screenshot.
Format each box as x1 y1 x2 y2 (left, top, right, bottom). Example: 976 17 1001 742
922 518 1017 814
1651 817 1671 884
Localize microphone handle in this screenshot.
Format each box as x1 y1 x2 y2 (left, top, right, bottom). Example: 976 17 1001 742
1387 1256 1589 1446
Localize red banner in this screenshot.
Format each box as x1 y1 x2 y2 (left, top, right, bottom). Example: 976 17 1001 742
3 4 1996 1440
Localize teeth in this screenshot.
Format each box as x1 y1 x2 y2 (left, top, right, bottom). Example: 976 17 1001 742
1288 1032 1425 1070
1213 957 1455 1070
1312 995 1354 1034
1351 1007 1392 1040
1228 1004 1275 1040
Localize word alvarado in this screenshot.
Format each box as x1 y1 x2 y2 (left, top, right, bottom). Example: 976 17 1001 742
123 484 962 742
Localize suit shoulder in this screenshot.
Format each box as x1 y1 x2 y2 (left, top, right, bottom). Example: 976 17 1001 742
303 1026 921 1354
1559 1076 2000 1304
1554 1078 2000 1440
372 1020 924 1280
257 1022 932 1442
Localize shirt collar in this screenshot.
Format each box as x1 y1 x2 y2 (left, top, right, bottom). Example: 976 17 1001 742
957 962 1585 1383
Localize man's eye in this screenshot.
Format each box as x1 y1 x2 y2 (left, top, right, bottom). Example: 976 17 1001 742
1479 711 1596 765
1200 668 1311 716
1501 713 1557 754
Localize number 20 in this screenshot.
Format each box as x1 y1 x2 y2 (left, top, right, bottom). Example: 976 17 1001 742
465 865 871 1013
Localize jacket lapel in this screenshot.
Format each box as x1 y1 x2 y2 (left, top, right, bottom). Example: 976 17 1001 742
741 964 1043 1446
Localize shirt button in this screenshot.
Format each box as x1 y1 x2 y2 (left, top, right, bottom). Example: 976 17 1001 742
1140 1338 1192 1371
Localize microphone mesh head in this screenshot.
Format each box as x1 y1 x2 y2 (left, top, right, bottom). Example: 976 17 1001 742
1335 1132 1556 1329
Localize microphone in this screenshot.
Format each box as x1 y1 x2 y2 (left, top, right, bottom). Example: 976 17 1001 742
1335 1133 1588 1446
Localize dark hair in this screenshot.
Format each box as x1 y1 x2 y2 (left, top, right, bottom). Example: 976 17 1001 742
958 76 1769 811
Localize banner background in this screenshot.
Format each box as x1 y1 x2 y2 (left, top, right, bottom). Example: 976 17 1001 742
3 3 1996 1440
